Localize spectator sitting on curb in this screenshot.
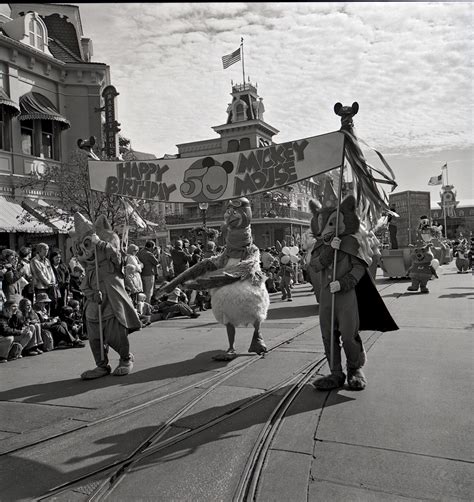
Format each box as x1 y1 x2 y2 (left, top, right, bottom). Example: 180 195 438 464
33 293 85 349
153 283 200 320
0 300 32 361
136 293 153 326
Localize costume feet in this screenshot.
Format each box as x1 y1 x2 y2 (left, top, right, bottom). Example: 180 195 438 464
347 368 367 390
212 349 237 361
311 372 346 391
420 287 429 294
113 353 134 376
248 336 268 355
81 365 111 380
407 286 418 291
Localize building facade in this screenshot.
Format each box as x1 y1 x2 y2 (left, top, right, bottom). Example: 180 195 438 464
166 81 332 248
430 184 474 239
0 3 110 251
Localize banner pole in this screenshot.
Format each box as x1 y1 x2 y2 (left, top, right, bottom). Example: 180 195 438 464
94 246 105 362
329 151 345 373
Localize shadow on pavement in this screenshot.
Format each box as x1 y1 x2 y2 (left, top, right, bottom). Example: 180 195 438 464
0 350 229 404
2 385 353 501
267 304 319 319
438 292 474 299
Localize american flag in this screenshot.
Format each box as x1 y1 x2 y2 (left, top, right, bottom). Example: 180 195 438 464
222 47 241 69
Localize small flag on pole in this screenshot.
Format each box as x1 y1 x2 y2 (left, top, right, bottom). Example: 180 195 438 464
428 173 443 186
222 47 241 69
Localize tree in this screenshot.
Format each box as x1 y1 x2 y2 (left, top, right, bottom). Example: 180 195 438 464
19 148 129 228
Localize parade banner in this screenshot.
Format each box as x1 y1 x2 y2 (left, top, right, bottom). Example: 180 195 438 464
88 131 345 203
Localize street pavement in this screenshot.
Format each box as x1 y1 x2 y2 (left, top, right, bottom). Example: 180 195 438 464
0 262 472 501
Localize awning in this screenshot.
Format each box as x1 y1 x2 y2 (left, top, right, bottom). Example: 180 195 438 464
18 92 70 129
21 198 73 234
0 88 20 116
0 196 56 234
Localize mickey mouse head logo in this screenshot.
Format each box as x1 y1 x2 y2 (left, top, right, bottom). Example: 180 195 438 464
180 156 234 202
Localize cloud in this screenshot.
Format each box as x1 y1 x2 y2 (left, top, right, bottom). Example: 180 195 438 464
0 2 472 197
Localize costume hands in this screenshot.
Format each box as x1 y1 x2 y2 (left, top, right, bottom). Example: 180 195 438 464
90 233 100 245
331 237 341 250
329 280 341 293
93 291 103 304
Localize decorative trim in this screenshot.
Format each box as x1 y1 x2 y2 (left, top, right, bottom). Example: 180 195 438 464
9 48 18 62
44 63 51 76
28 56 35 69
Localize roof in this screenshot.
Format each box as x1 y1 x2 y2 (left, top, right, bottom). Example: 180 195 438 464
41 12 82 60
0 196 56 233
48 37 83 63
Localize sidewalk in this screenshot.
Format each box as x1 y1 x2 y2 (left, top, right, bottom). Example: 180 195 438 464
260 263 474 501
0 264 472 501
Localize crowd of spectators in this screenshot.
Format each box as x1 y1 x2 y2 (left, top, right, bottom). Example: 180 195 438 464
0 236 314 363
0 243 86 363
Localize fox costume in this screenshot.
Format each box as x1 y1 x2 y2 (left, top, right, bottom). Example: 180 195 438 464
71 213 141 380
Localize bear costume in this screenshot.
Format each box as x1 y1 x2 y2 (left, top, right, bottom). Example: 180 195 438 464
308 193 398 391
71 213 141 380
407 243 438 293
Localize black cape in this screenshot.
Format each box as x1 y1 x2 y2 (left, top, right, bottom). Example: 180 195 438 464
341 235 399 333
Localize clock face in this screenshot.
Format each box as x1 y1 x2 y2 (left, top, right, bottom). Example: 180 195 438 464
442 191 454 203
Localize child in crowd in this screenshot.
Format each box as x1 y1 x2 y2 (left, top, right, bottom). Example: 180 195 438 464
67 299 86 340
278 258 295 301
69 266 85 304
136 292 153 326
33 292 85 349
17 298 54 354
265 266 278 293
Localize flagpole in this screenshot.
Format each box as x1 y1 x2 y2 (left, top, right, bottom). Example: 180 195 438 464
442 163 448 239
240 37 245 85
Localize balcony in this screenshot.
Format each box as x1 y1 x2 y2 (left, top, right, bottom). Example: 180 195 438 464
165 204 311 226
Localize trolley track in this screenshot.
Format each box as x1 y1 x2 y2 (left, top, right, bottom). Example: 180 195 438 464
30 281 399 501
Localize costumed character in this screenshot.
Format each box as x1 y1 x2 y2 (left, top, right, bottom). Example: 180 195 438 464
308 190 398 391
157 197 269 361
71 213 142 380
406 243 439 293
454 239 469 273
418 215 432 242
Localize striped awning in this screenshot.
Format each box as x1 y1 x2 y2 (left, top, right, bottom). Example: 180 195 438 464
0 196 56 234
18 92 70 129
22 198 73 234
0 89 20 116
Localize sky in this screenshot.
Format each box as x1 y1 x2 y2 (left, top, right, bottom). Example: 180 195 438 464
2 2 473 203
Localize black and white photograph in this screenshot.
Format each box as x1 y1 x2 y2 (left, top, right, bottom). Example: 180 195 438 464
0 2 472 501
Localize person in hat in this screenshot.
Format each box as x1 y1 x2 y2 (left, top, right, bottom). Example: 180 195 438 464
33 292 84 349
0 301 32 361
71 213 141 379
1 249 29 304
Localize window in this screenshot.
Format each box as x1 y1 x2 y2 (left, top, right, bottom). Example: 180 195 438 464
0 107 12 151
458 210 464 217
29 17 45 51
235 103 245 121
20 119 60 160
21 119 34 155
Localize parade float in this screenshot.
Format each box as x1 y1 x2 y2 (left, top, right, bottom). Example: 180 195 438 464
377 189 452 278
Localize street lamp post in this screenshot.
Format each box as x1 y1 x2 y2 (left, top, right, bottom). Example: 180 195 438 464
198 202 209 247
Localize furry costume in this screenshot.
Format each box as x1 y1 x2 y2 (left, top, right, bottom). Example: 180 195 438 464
158 198 269 360
454 240 469 273
407 243 438 293
308 194 398 391
71 213 141 379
